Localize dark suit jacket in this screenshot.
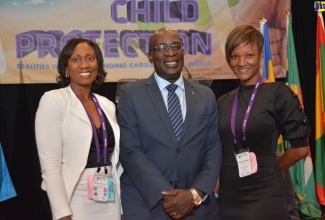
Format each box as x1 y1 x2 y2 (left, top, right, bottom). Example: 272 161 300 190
117 74 222 220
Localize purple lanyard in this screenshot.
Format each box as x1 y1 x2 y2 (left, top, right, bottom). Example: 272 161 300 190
231 76 263 145
75 92 108 171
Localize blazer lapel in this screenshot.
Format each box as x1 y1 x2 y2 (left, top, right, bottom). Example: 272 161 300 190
96 95 120 168
66 86 91 125
145 74 178 143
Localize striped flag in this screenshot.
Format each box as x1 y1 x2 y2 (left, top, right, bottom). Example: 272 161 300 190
259 18 284 152
315 12 325 207
260 17 275 82
286 11 320 218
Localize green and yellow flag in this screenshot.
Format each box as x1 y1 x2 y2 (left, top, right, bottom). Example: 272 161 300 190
286 10 320 218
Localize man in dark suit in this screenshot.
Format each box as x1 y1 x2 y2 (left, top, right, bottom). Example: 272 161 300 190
117 27 222 220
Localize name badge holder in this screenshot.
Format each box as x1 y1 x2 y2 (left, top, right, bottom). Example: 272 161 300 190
93 170 115 202
234 148 252 178
231 77 262 177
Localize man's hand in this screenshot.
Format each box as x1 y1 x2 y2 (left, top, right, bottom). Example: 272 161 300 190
161 189 196 219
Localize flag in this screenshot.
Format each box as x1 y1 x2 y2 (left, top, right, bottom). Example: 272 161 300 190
259 18 284 152
315 12 325 207
0 142 17 202
286 11 320 218
260 17 275 82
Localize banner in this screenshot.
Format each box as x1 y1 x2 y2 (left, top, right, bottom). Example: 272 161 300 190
0 0 289 83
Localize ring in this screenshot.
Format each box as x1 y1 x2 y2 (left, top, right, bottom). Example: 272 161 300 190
173 212 176 216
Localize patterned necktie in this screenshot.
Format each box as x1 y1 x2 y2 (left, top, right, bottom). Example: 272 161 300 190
166 84 183 141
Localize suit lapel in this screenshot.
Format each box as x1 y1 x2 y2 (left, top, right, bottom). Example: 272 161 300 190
178 79 195 143
145 75 178 143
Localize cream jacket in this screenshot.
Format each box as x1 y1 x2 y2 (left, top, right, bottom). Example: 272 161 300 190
35 86 122 219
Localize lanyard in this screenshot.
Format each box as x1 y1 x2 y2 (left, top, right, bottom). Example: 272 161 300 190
231 76 263 146
74 92 108 173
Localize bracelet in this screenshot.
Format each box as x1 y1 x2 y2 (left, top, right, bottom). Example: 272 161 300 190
214 193 219 198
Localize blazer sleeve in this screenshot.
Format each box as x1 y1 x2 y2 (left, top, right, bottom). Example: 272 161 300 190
35 91 72 219
117 85 173 210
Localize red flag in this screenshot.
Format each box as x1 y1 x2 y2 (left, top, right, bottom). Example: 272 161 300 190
315 12 325 206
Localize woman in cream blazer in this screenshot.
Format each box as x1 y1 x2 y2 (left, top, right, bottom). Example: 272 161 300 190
35 38 122 220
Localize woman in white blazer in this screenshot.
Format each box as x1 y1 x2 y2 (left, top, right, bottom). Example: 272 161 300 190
35 38 122 220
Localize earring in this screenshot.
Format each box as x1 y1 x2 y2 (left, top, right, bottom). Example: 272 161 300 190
65 73 69 78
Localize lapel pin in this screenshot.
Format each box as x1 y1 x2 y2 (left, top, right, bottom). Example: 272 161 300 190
191 91 195 95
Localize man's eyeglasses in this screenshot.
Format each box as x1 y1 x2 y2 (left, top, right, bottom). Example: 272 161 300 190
149 43 184 53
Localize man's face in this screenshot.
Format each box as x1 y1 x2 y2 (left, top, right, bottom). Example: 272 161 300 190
148 30 184 83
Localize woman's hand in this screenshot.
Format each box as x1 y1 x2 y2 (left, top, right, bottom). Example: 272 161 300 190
277 146 309 171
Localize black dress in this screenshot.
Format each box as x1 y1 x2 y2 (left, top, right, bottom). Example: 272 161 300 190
217 82 310 220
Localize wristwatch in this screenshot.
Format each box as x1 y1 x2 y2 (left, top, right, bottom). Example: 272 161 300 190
189 188 202 206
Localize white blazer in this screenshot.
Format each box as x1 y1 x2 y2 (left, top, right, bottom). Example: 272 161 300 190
35 86 122 219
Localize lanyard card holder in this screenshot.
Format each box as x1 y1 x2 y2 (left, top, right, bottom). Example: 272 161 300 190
234 147 252 178
93 173 109 202
93 172 115 202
